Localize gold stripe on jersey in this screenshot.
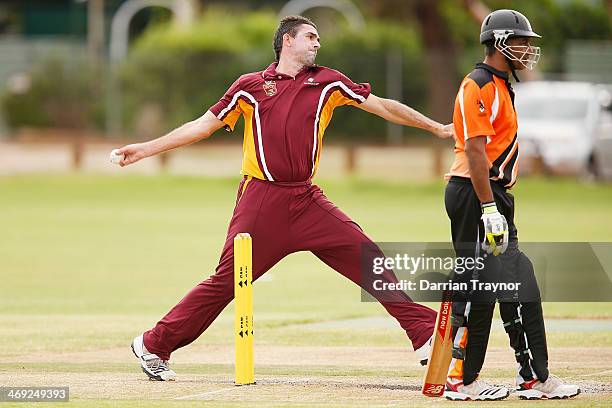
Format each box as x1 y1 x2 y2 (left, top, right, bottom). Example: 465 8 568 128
238 99 265 180
221 106 242 131
311 90 356 177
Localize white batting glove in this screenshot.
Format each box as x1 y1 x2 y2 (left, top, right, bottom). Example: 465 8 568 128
481 201 509 256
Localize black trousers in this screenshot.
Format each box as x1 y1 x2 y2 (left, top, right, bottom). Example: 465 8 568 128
444 176 549 385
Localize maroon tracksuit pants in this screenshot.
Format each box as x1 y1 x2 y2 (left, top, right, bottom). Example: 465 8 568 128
144 177 436 360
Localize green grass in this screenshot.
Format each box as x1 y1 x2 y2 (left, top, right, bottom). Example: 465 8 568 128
2 174 611 313
1 174 611 355
0 175 611 406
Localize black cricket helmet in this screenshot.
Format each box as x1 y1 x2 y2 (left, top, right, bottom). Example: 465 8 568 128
480 9 541 70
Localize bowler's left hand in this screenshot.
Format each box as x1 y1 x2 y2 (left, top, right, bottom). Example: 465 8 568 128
436 123 455 139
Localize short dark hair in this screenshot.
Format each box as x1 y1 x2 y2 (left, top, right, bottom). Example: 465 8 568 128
484 40 496 57
273 15 317 61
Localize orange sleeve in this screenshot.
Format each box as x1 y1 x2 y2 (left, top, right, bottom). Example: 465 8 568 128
458 79 496 140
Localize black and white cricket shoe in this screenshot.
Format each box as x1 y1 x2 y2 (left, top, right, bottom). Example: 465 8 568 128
131 334 176 381
516 375 580 399
444 378 510 401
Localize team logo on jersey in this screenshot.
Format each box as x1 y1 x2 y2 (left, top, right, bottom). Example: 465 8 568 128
477 99 486 114
304 77 320 85
263 80 277 96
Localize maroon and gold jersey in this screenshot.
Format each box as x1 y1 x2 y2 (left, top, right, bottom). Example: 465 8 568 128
447 63 519 188
209 62 371 182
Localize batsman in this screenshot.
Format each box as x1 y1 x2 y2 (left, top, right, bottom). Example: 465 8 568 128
443 9 580 401
117 15 454 381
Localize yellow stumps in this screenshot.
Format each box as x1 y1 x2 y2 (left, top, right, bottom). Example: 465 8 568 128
234 233 254 385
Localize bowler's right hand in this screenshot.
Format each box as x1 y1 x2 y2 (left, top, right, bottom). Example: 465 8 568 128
116 143 149 167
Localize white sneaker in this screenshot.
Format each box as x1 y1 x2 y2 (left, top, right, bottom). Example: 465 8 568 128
415 335 433 366
444 378 510 401
131 334 177 381
516 375 580 399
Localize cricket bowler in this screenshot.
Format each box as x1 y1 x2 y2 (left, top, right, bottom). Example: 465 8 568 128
115 15 454 381
443 9 580 400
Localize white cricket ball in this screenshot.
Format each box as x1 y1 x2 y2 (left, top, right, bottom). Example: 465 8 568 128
109 149 124 165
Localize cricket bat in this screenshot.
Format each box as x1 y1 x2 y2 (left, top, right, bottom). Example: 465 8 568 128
421 293 453 397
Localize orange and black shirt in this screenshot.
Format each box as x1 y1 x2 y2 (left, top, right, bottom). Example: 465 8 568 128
209 62 371 182
447 63 519 188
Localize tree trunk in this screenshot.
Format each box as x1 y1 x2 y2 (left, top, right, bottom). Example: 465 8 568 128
413 0 459 175
412 0 458 122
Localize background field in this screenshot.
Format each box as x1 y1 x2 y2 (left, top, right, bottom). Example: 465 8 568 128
1 174 612 407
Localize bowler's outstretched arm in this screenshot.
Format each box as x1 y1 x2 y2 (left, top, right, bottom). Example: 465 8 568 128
357 94 454 139
116 110 225 167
